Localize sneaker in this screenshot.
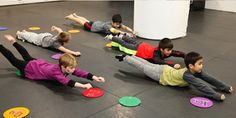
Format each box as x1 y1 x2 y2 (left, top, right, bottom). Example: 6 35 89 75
115 55 126 62
104 34 113 41
105 42 112 48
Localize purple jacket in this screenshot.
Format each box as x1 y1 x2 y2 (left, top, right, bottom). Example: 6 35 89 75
24 59 92 86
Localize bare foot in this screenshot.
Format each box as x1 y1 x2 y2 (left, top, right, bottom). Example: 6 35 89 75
22 30 27 32
16 31 21 35
65 14 73 19
72 13 79 17
229 86 233 93
4 35 16 44
220 94 226 100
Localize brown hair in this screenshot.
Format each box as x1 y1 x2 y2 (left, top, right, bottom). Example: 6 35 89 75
58 32 71 44
184 52 203 69
158 38 173 50
59 53 77 68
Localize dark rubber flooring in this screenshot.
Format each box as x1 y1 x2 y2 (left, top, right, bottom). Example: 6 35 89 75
0 1 236 118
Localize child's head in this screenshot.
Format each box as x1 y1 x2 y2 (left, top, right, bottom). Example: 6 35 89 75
184 52 203 73
58 32 71 44
159 38 173 56
112 14 122 28
59 53 77 74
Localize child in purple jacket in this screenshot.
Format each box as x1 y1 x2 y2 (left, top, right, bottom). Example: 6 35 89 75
0 35 105 89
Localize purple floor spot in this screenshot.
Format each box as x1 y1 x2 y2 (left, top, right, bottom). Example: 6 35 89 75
190 97 213 108
51 53 62 60
0 27 8 31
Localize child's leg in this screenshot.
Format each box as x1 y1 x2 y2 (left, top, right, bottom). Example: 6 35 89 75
0 44 28 73
123 55 164 81
197 72 232 92
6 34 34 61
65 14 89 26
122 36 139 45
112 36 138 50
72 13 90 22
132 55 154 67
16 31 41 45
13 42 34 61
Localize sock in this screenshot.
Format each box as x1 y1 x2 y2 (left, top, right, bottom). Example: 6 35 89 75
115 55 126 62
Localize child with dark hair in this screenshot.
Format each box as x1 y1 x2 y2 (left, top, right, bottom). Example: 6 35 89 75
16 26 81 56
0 35 105 89
65 13 136 36
115 52 233 101
106 35 185 69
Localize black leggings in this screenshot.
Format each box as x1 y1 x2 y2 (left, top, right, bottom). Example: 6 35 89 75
112 36 140 50
0 42 34 75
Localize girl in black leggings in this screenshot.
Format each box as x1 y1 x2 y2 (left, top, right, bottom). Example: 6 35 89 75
0 35 105 89
0 35 35 76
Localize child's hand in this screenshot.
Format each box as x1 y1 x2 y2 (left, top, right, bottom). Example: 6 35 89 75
73 51 81 56
125 33 133 38
220 94 226 100
51 26 63 33
174 64 181 69
229 86 233 93
82 83 93 89
92 76 105 83
132 31 138 38
51 26 56 31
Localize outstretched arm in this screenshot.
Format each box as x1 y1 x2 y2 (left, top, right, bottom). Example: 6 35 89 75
110 28 126 35
121 25 137 37
58 46 81 56
72 76 105 89
67 68 105 89
170 50 185 58
183 71 224 100
72 68 106 83
74 82 93 89
153 56 181 69
51 26 63 34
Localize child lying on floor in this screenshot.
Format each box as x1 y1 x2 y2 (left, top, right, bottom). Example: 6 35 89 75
115 52 233 101
106 35 185 69
16 26 81 56
65 13 137 36
0 35 105 89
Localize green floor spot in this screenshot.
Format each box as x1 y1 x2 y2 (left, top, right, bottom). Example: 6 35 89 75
119 96 141 107
16 70 22 76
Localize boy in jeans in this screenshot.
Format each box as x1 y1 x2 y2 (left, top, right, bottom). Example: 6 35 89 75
115 52 233 100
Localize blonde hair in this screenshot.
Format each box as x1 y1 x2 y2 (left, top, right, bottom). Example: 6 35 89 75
59 53 77 68
58 32 71 44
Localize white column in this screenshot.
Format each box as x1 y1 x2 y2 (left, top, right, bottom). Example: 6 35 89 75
134 0 190 40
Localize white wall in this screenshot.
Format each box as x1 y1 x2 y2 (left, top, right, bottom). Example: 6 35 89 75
205 0 236 13
0 0 58 6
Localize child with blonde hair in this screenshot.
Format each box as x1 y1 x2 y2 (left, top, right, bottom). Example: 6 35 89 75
0 35 104 89
16 26 81 56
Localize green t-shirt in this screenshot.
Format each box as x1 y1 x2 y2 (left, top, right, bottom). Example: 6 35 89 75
159 65 188 87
